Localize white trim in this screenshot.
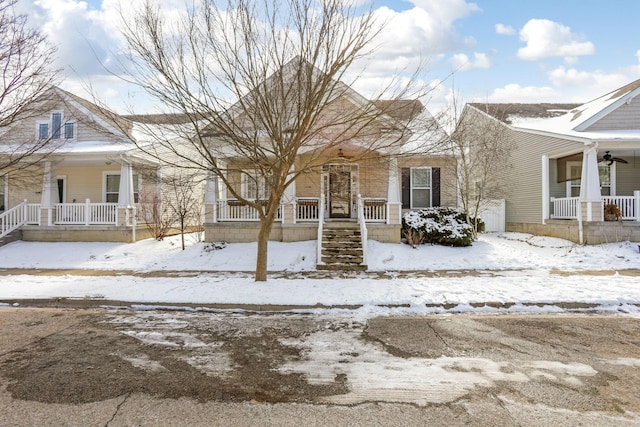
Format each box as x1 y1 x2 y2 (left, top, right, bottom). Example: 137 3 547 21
542 155 549 222
409 166 432 209
565 160 616 198
103 171 140 203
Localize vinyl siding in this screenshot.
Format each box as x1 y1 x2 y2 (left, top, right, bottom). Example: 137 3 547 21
586 99 640 131
615 157 640 195
504 130 580 224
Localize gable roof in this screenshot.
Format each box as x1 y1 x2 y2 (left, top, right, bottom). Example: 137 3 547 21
467 79 640 143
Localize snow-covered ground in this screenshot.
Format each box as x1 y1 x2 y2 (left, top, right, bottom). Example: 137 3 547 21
1 232 639 314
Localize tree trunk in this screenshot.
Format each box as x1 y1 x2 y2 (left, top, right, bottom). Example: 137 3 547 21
180 217 185 250
255 209 277 282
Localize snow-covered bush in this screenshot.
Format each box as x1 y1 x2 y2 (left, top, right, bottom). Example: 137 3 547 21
402 207 480 247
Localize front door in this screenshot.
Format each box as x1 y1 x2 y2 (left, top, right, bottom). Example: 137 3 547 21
329 168 351 218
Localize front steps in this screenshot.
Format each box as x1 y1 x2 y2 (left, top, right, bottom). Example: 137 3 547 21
317 222 367 271
0 229 22 248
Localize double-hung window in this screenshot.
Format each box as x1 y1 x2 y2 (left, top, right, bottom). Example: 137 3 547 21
36 112 76 140
242 172 270 200
105 173 140 203
410 167 432 208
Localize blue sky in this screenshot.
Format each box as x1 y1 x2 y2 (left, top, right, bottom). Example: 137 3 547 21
20 0 640 114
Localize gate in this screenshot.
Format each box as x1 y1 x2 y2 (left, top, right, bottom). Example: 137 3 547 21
479 199 505 232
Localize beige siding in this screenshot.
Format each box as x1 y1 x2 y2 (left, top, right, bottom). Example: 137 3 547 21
586 99 640 131
398 156 457 207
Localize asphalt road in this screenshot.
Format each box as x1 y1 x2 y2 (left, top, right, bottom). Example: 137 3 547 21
0 308 639 426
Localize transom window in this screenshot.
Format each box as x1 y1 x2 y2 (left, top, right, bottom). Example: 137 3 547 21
410 167 432 208
105 173 139 203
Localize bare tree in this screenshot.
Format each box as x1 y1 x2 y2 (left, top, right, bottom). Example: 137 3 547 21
442 99 514 237
0 0 59 175
163 170 204 250
118 0 429 281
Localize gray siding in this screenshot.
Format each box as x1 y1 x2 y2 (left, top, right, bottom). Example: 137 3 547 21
549 159 566 199
615 157 640 196
586 99 640 131
506 131 580 224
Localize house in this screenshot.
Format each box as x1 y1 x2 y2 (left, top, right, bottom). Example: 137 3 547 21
461 79 640 244
0 87 170 243
199 62 457 270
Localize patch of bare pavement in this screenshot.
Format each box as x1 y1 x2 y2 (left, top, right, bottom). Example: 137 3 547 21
0 308 639 426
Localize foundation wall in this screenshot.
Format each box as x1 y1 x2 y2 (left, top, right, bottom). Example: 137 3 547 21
506 220 640 244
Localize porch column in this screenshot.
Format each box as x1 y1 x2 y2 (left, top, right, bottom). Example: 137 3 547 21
579 146 603 222
282 165 296 224
386 156 401 225
117 162 134 226
542 155 549 223
40 161 57 226
203 172 218 223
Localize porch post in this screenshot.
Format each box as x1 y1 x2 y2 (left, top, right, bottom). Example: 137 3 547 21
117 162 134 226
579 146 603 222
41 161 57 226
282 165 296 224
542 155 549 223
635 190 640 222
203 172 218 223
386 156 401 225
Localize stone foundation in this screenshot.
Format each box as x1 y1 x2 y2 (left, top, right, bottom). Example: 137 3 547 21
506 220 640 244
204 221 401 243
21 225 146 243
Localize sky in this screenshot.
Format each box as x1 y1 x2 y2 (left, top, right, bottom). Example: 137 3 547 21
17 0 640 115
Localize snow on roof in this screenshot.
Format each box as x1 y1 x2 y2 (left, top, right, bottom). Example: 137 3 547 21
471 79 640 142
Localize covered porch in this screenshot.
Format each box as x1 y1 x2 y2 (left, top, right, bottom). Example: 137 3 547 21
541 145 640 243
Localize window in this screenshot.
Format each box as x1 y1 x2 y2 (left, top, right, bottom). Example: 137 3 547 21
51 112 62 139
64 122 75 139
35 113 76 140
242 173 270 200
566 162 614 197
0 175 6 211
411 167 432 208
401 167 440 209
38 123 49 140
105 173 139 203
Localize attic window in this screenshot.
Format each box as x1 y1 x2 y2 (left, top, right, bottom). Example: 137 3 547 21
37 113 76 140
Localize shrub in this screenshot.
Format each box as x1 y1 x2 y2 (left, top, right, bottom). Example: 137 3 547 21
402 207 480 247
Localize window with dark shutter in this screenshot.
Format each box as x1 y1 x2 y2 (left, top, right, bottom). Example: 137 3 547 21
432 167 440 207
401 168 410 209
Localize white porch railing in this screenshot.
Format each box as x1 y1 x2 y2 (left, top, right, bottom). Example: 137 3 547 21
356 194 368 267
602 196 636 220
295 198 320 222
55 201 118 225
551 194 640 220
317 194 325 266
550 197 580 219
362 198 387 222
27 204 40 224
0 200 28 239
216 200 282 221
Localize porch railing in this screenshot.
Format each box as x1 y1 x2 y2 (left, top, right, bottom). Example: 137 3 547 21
550 197 579 219
551 194 640 220
295 198 320 222
602 196 636 220
356 194 368 267
0 200 28 239
54 201 118 225
216 200 282 222
362 198 387 222
27 204 41 224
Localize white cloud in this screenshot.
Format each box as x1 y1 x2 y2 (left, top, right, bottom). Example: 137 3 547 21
547 66 634 100
517 19 594 63
481 84 560 103
450 51 493 71
495 23 515 36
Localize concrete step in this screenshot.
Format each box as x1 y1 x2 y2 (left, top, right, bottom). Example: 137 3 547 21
322 248 363 256
317 263 368 271
321 256 364 264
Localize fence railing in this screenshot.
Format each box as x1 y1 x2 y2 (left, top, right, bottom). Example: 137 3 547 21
54 201 118 225
0 200 28 239
27 204 41 224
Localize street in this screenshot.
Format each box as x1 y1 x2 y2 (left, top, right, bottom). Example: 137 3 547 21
1 308 639 426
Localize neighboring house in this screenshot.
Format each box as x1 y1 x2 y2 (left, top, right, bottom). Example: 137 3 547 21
462 79 640 244
0 87 165 242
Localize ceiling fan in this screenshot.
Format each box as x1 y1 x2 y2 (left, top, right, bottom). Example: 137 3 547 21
600 151 628 166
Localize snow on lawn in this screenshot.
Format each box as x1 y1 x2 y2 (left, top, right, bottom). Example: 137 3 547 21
1 232 639 312
0 231 638 272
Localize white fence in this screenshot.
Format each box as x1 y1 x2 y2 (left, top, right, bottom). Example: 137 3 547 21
551 193 640 220
296 198 320 221
217 200 282 221
362 198 387 222
479 199 506 232
602 196 636 220
551 197 580 219
55 201 118 225
0 200 28 239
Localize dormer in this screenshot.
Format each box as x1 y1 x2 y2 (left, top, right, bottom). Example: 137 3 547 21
37 111 76 140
